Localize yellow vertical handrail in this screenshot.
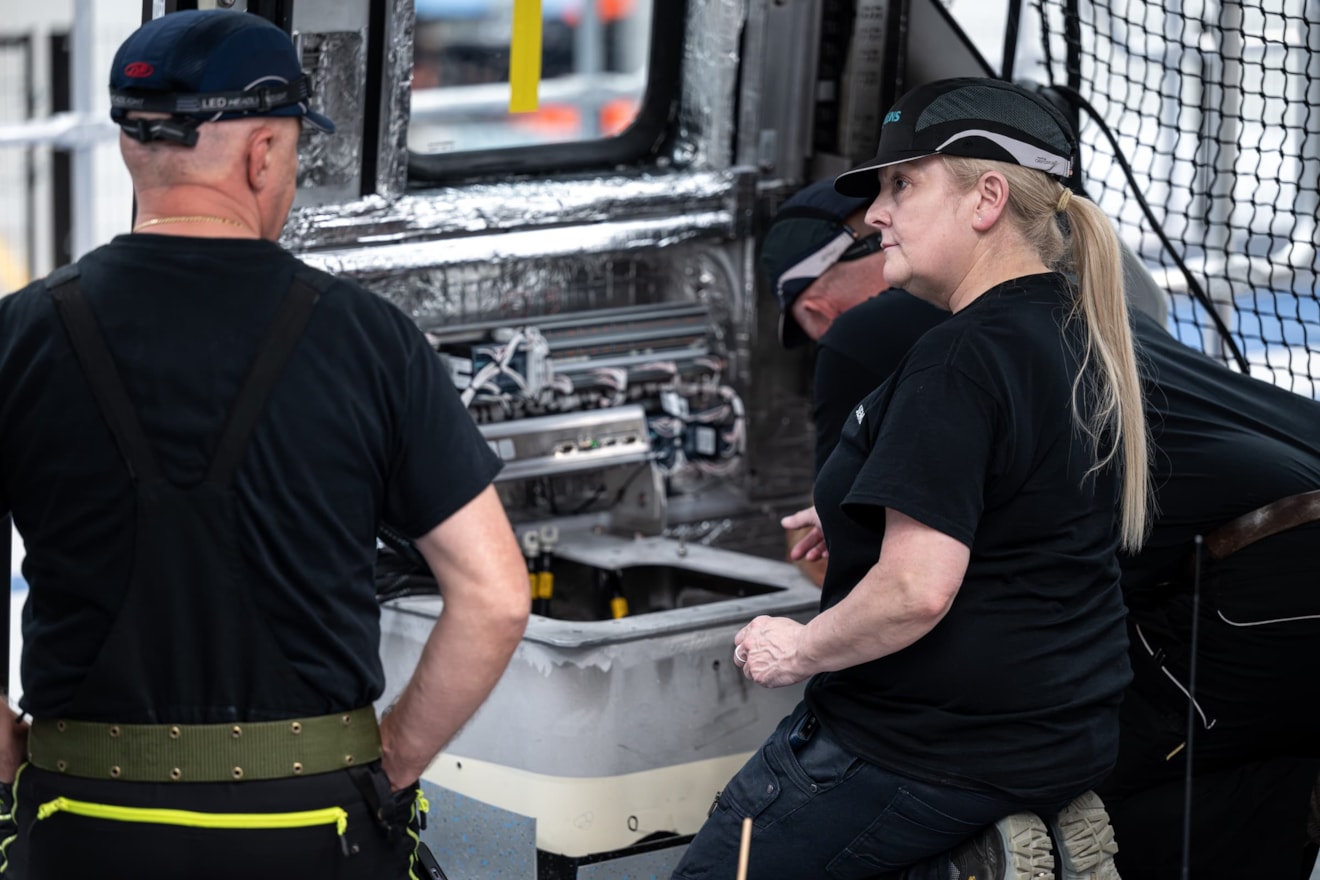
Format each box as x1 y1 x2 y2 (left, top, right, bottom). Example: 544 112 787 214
509 0 544 113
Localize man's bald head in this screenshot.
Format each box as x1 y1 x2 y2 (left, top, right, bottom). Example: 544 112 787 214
120 115 270 189
123 114 303 241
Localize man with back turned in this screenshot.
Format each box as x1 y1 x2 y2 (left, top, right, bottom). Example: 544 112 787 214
0 11 529 878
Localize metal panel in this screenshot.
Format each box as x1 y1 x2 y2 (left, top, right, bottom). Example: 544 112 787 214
289 0 372 205
736 0 822 179
904 0 995 87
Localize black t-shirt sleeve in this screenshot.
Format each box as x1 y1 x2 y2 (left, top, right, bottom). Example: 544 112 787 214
383 320 503 538
813 347 887 476
842 362 996 546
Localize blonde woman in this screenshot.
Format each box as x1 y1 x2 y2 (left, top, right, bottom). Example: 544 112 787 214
674 78 1145 880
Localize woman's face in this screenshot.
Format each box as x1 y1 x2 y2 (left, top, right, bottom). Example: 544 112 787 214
863 156 976 309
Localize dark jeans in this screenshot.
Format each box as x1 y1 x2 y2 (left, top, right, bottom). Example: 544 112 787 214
1 762 420 880
672 702 1069 880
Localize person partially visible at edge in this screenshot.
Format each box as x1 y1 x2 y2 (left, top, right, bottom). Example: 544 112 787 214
0 11 528 879
672 77 1146 880
759 179 946 585
1096 312 1320 880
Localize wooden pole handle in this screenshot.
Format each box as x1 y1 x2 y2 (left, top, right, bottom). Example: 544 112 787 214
735 816 752 880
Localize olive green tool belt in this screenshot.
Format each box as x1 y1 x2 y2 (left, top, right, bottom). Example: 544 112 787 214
27 705 381 783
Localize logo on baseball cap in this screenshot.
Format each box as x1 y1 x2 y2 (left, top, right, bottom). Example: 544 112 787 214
109 10 335 143
835 78 1075 199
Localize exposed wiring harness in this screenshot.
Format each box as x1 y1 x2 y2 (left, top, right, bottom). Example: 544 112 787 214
442 323 746 488
461 329 531 407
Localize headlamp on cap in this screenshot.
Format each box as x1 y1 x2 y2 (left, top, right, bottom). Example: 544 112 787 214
108 10 336 147
116 115 203 147
111 77 320 145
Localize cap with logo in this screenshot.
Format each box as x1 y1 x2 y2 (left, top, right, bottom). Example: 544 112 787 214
834 77 1075 199
109 9 335 146
759 179 881 348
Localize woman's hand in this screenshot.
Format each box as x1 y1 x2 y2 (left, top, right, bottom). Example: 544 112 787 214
733 615 812 688
781 507 828 562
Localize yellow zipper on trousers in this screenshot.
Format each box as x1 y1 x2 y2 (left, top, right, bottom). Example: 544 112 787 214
407 787 429 880
36 796 348 838
0 763 27 875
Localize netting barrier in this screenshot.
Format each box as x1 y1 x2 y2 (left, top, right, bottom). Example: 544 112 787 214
1023 0 1320 396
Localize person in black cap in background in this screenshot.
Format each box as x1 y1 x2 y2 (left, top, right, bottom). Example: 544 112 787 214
760 178 947 478
760 179 946 586
0 10 528 879
674 76 1141 880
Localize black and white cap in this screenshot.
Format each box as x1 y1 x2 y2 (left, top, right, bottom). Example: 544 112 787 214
835 78 1075 199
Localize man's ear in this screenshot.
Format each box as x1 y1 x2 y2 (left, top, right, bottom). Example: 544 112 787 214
794 290 830 320
971 170 1010 232
245 125 276 191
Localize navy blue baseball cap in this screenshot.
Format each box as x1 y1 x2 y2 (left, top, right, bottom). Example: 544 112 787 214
760 180 877 347
109 10 335 140
835 78 1073 199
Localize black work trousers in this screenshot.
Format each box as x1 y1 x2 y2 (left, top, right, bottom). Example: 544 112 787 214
1098 676 1320 880
2 761 420 880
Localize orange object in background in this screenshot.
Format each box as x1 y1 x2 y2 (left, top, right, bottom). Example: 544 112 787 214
599 0 636 21
510 99 637 140
600 97 639 136
511 103 583 138
561 0 634 25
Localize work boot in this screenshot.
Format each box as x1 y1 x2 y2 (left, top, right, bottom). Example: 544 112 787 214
1046 790 1120 880
948 812 1055 880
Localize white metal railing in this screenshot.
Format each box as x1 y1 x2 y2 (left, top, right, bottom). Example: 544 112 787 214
1 0 128 281
0 112 118 150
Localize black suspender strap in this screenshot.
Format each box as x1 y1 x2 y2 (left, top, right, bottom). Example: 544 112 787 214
205 271 324 486
47 272 163 483
47 265 326 487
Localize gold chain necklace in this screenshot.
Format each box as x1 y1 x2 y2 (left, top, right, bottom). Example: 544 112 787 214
133 215 253 234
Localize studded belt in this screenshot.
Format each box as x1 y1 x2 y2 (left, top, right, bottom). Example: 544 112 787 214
27 706 381 783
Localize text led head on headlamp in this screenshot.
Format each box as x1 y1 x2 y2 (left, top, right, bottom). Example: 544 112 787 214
109 9 335 146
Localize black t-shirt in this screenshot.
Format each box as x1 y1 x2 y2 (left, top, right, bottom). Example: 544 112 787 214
805 273 1131 801
1129 310 1320 591
812 290 948 474
0 235 501 719
1123 312 1320 608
